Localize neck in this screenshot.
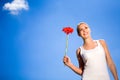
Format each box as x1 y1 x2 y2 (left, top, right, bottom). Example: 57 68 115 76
83 37 94 45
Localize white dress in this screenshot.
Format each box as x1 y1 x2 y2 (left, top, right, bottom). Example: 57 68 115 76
80 40 110 80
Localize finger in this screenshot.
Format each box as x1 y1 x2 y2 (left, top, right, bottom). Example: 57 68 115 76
63 60 66 64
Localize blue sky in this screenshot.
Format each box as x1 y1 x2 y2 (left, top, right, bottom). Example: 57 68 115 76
0 0 120 80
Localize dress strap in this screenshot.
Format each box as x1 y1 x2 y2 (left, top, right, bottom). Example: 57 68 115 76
96 40 100 46
96 40 105 50
79 47 83 55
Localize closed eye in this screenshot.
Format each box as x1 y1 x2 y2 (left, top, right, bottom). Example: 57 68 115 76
80 29 83 31
85 26 88 29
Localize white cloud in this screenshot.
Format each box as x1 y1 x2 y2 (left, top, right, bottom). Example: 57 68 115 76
3 0 29 15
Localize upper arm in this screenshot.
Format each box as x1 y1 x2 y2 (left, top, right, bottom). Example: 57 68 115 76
99 39 114 66
76 48 84 71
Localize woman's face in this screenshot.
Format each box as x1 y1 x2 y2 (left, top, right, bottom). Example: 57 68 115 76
78 23 91 39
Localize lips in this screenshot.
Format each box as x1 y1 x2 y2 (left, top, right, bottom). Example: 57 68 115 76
83 32 88 35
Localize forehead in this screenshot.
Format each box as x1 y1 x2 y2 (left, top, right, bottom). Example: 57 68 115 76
78 23 89 29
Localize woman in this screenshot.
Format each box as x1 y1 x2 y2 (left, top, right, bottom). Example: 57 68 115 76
63 22 119 80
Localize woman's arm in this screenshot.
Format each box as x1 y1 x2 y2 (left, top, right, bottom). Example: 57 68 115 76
100 40 119 80
76 48 84 74
63 48 84 75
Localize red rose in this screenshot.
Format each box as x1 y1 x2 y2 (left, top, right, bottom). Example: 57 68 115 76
62 26 74 56
62 27 74 35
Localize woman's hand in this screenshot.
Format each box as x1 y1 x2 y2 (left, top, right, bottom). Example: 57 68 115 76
63 56 72 67
63 55 83 75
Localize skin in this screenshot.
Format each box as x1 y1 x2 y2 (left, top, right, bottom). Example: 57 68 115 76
63 22 119 80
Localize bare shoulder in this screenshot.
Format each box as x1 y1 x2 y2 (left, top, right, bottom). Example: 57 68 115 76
99 39 106 46
99 39 109 51
76 48 81 56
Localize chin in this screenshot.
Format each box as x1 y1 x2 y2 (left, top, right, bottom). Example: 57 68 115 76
83 36 89 39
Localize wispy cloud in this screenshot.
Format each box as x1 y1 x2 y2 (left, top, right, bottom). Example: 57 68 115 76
3 0 29 15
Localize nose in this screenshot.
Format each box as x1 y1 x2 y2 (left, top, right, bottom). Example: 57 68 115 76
83 29 86 32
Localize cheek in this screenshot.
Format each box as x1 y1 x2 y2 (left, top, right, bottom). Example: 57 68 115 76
88 28 91 32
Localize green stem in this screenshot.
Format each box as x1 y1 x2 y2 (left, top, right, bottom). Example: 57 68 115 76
65 35 68 56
